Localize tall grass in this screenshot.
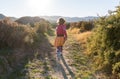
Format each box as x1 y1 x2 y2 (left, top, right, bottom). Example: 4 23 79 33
68 28 80 34
34 20 51 34
76 31 92 44
0 18 54 78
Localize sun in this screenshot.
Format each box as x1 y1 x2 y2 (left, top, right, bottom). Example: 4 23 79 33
27 0 51 11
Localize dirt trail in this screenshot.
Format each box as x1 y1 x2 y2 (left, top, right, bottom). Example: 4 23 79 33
43 34 76 79
23 34 95 79
49 49 75 79
20 35 75 79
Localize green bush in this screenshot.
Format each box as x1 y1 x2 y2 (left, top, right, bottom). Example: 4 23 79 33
87 6 120 78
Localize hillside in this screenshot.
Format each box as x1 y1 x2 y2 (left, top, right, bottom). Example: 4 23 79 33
0 13 98 22
40 16 98 22
8 17 17 21
15 16 46 25
0 14 6 19
0 14 17 21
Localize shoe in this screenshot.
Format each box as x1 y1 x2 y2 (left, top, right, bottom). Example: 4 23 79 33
60 53 62 56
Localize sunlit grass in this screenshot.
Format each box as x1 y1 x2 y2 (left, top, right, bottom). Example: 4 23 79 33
64 33 95 79
68 28 80 34
76 31 92 44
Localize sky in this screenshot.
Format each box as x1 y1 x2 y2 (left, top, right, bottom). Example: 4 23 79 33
0 0 119 18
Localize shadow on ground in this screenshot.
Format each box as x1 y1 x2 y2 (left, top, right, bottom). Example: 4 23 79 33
0 33 55 79
55 54 75 79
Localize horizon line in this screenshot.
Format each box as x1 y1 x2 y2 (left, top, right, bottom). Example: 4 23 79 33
0 13 99 18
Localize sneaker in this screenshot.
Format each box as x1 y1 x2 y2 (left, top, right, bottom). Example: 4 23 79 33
60 53 63 56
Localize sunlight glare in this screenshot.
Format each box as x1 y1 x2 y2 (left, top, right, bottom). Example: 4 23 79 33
27 0 51 11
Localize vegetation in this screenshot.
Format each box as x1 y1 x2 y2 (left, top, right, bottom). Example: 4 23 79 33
0 18 36 49
76 32 92 44
65 5 120 79
15 16 46 27
63 34 95 79
0 17 54 78
69 21 94 33
0 4 120 79
87 5 120 78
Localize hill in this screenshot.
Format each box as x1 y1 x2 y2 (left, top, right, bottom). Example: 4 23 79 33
0 13 98 22
0 14 6 19
8 17 17 21
15 16 46 25
40 16 98 22
0 13 17 21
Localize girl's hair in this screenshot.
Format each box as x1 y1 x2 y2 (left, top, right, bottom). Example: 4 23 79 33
57 18 65 25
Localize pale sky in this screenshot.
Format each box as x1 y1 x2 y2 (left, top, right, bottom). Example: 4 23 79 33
0 0 119 18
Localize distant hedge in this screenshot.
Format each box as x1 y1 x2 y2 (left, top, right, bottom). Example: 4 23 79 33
69 21 94 32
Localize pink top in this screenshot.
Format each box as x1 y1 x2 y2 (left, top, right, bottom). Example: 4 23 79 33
56 25 67 38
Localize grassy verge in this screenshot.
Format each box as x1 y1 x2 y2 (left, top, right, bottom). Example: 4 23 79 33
64 34 95 79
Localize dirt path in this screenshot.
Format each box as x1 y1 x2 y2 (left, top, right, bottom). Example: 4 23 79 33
43 34 76 79
50 50 75 79
24 34 95 79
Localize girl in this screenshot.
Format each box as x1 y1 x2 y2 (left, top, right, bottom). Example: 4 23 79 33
54 18 67 60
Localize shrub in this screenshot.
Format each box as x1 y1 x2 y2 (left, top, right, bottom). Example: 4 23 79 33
0 18 37 49
80 21 94 32
34 20 51 34
69 21 94 33
87 5 120 78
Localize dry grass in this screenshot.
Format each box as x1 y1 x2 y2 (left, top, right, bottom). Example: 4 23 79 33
0 18 37 49
0 18 53 49
34 21 50 33
74 31 92 54
76 31 92 44
68 28 80 34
